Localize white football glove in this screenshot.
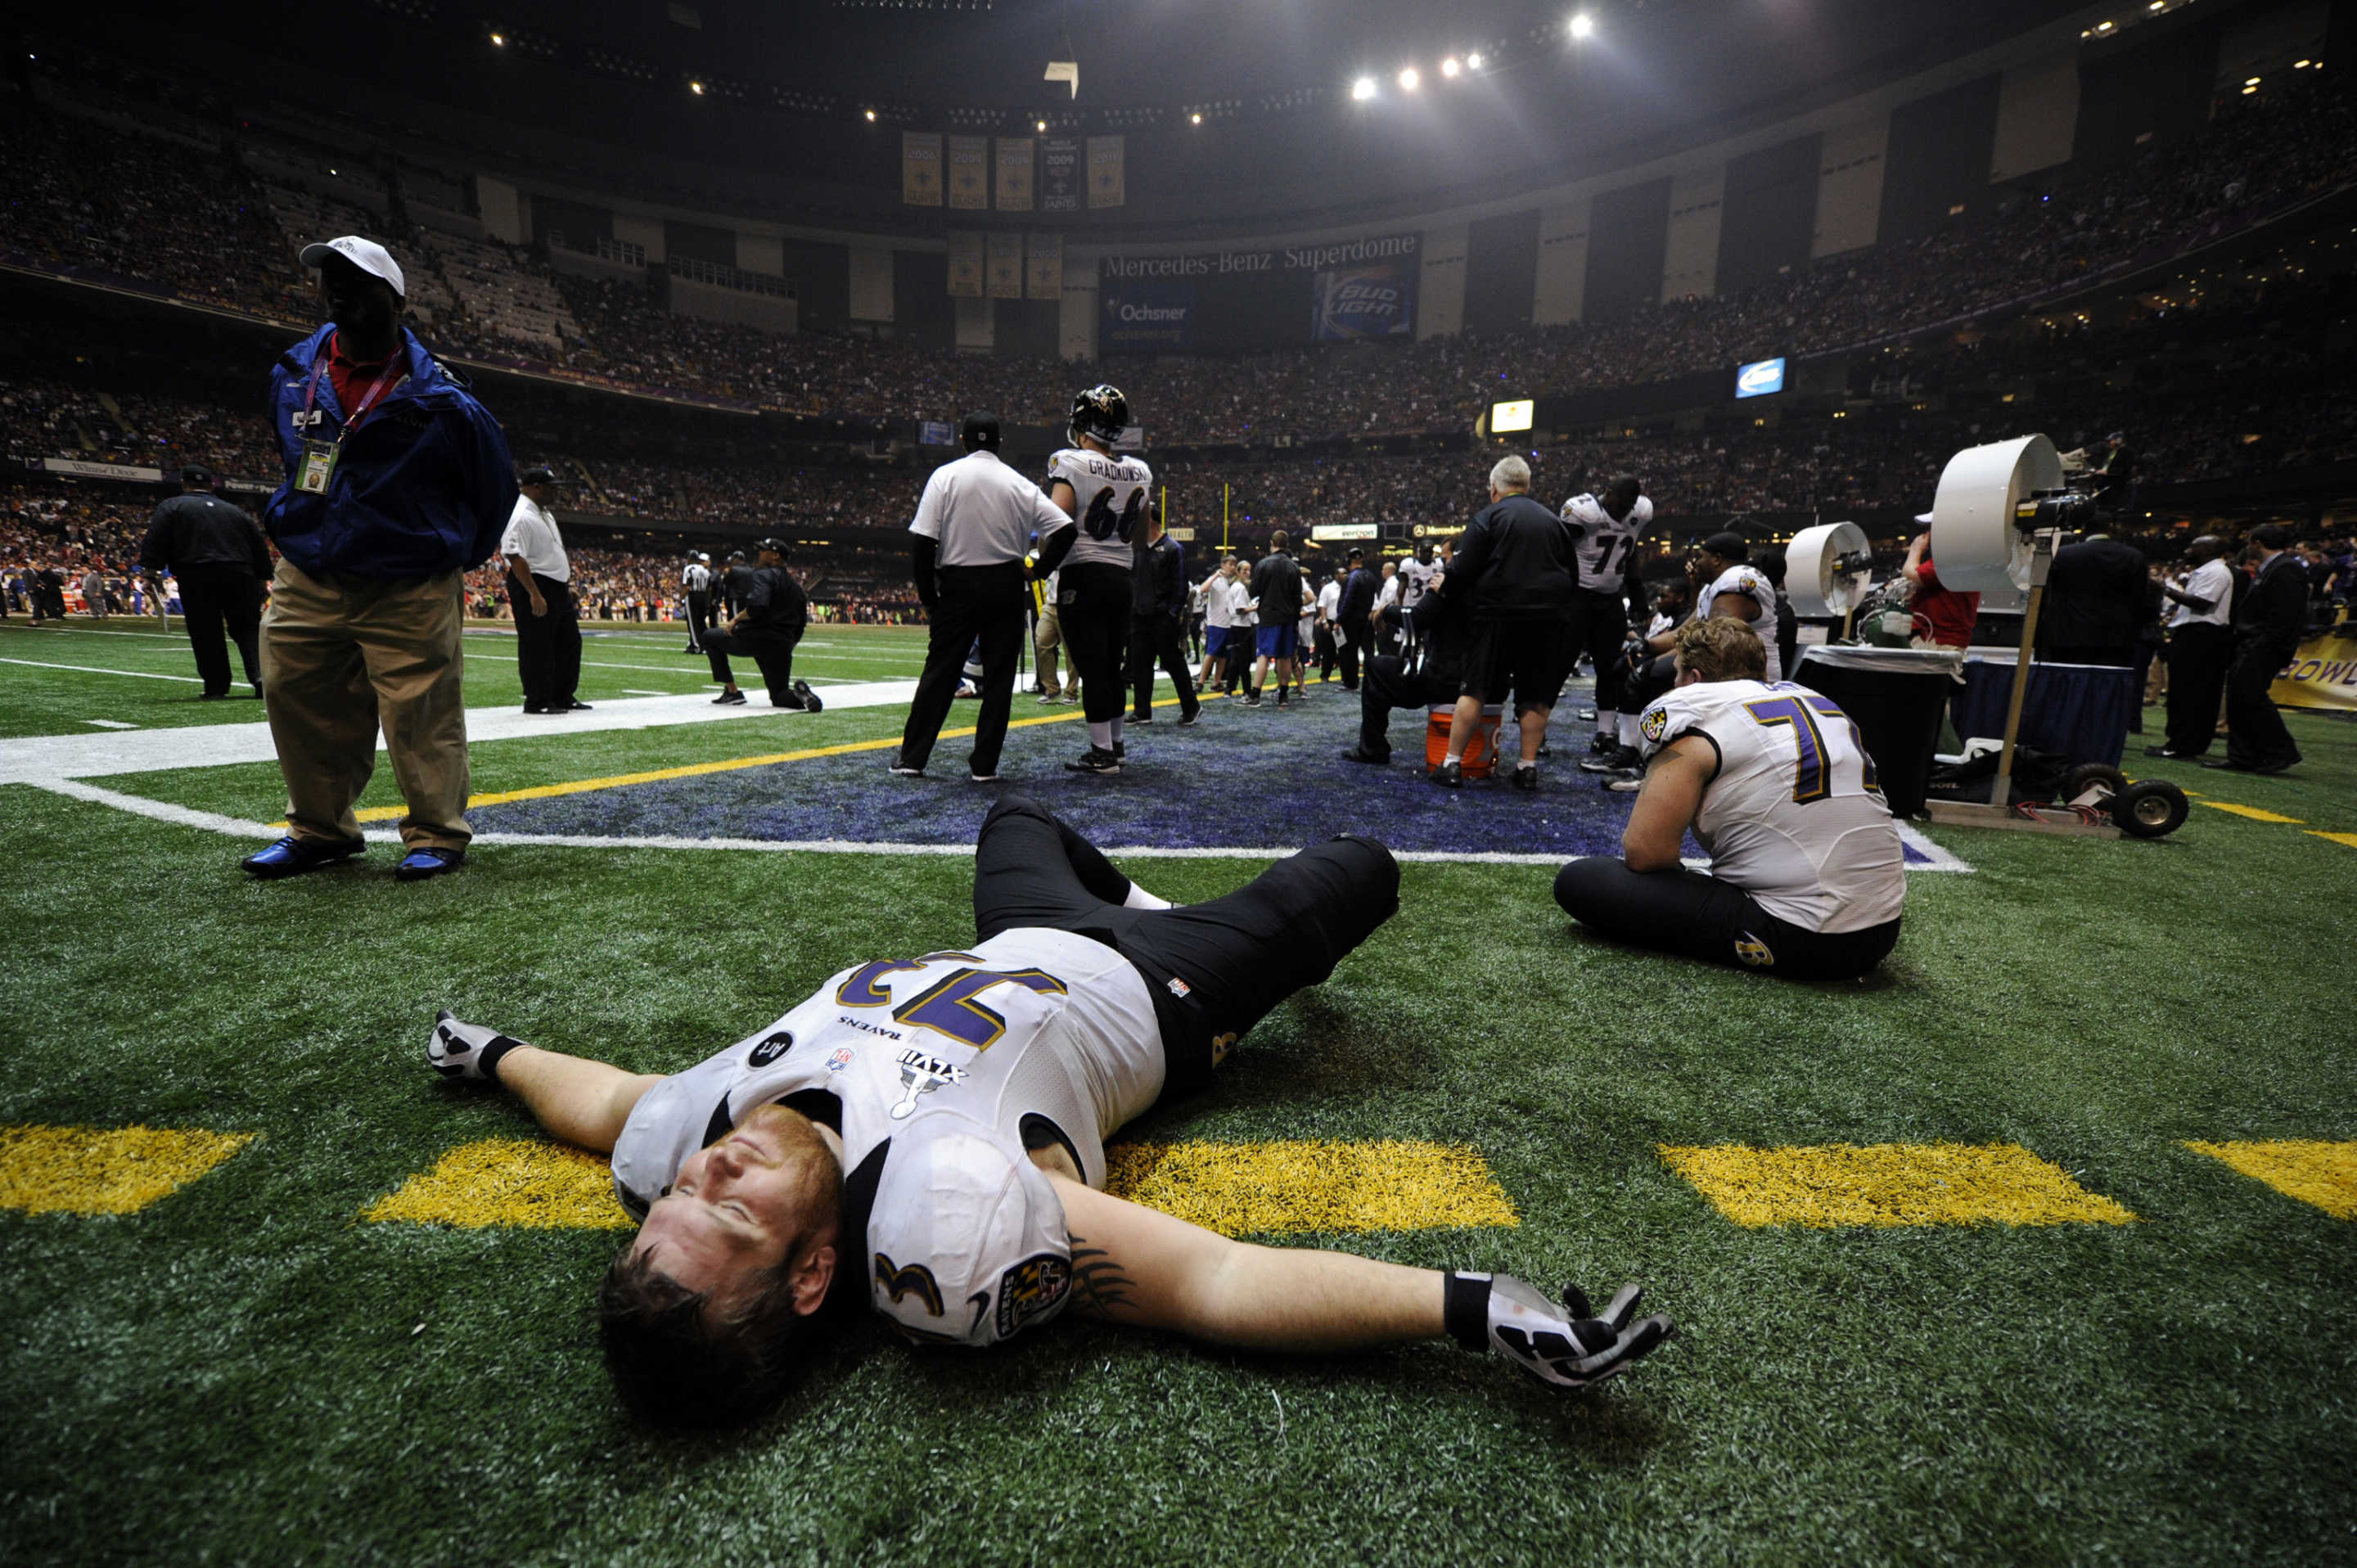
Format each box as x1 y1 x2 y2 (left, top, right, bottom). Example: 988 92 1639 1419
1447 1273 1674 1390
426 1009 527 1082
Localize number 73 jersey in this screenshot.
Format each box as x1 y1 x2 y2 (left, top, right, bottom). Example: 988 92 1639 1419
1637 678 1905 934
610 927 1164 1347
1048 447 1154 571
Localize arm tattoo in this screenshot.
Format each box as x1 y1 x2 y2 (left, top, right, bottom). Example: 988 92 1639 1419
1065 1233 1138 1318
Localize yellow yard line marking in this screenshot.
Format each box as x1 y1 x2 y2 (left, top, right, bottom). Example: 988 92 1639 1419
1104 1139 1519 1234
2184 1139 2357 1219
326 693 1222 824
2196 800 2305 824
0 1124 256 1215
364 1131 1515 1234
362 1138 633 1228
1658 1141 2136 1228
2307 831 2357 852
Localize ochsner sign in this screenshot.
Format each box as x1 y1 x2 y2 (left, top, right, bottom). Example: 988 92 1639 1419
1102 233 1420 279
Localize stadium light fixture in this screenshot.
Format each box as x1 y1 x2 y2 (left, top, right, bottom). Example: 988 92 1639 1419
689 79 705 95
1190 111 1202 124
489 32 505 46
864 108 877 121
1466 52 1484 69
2244 76 2260 85
1441 56 1461 78
1399 66 1420 92
1570 12 1595 40
1036 118 1048 131
1351 76 1377 101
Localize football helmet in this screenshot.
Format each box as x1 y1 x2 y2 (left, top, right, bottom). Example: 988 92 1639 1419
1067 384 1129 448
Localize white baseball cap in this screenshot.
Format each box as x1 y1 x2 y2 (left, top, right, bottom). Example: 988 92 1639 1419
300 235 406 300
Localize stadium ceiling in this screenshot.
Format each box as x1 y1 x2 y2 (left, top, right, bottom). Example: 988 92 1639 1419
84 0 2097 139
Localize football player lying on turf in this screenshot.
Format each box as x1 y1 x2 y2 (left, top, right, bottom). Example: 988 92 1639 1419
430 795 1674 1423
1554 618 1905 981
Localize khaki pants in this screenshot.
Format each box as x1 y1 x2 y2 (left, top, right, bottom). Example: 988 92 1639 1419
260 561 471 850
1034 602 1065 695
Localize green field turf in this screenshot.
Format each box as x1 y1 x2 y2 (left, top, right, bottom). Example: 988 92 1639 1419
2 632 2353 1568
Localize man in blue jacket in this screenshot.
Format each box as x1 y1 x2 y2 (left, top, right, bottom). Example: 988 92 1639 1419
241 236 517 882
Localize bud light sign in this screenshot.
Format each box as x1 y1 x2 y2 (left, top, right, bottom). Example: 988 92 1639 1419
1735 356 1787 399
1102 282 1195 352
1311 263 1416 340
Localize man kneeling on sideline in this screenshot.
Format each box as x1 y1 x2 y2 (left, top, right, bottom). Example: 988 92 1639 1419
429 796 1672 1424
1554 619 1904 981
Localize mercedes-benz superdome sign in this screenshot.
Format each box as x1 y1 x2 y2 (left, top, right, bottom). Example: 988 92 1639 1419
1099 234 1418 354
1735 357 1787 399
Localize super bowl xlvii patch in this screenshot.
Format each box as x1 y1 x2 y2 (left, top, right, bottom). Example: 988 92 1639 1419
1640 705 1670 746
1733 933 1776 967
996 1254 1071 1338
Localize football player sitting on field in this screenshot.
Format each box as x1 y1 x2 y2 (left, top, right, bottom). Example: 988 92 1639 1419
428 796 1674 1423
1554 619 1904 981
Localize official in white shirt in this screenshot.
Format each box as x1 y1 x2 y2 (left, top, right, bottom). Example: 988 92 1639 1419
2150 534 2237 760
501 465 584 714
895 412 1078 782
681 552 714 654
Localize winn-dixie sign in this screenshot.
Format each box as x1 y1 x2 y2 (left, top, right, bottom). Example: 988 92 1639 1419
1102 233 1419 279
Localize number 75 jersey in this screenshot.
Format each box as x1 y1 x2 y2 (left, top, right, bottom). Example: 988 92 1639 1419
610 927 1165 1347
1048 447 1154 571
1636 678 1905 934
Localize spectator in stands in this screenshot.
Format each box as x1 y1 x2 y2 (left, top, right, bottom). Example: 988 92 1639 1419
242 237 517 884
2209 524 2307 775
139 464 271 699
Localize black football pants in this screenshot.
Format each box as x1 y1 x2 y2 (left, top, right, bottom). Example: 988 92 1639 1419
705 627 808 707
2162 622 2232 756
511 573 581 708
973 795 1399 1098
899 565 1025 773
1358 653 1458 758
1554 858 1900 982
2221 637 2303 769
175 563 263 696
1059 563 1133 726
1128 612 1201 719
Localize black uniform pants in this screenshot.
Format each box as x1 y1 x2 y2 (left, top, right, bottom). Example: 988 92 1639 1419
1129 612 1201 719
972 795 1399 1098
2222 636 2302 768
1573 588 1628 715
1058 562 1133 726
900 564 1025 773
1314 622 1339 679
686 591 714 649
1339 614 1373 689
511 572 581 708
1358 653 1458 758
1554 858 1901 982
176 563 263 696
2162 622 2233 756
705 625 806 705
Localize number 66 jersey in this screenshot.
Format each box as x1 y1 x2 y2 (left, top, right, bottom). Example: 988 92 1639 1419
611 927 1163 1347
1636 678 1905 934
1048 445 1154 572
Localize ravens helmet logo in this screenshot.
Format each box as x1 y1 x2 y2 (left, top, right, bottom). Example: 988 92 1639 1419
1069 384 1129 448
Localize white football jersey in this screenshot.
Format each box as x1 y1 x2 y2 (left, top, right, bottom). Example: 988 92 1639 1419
1048 447 1154 572
1637 678 1904 934
1698 564 1782 680
1201 574 1234 629
611 928 1162 1348
1562 493 1652 595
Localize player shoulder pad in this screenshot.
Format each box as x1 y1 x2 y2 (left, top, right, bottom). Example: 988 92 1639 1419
1636 684 1726 762
1562 493 1603 529
864 1126 1070 1348
1046 448 1086 484
1629 496 1655 528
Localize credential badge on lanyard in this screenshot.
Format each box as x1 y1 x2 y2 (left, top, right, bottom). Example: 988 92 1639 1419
295 344 405 496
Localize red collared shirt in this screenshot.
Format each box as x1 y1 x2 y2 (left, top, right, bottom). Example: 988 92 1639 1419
323 329 400 423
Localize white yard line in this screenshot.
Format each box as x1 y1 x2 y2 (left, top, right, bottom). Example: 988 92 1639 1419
83 719 137 729
0 656 204 683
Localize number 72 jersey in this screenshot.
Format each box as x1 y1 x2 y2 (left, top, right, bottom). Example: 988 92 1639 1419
1636 678 1905 934
1048 447 1155 571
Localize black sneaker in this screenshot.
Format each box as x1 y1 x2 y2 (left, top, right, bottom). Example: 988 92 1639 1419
1130 712 1156 724
792 678 822 714
888 756 924 777
1428 759 1462 788
1580 744 1639 774
1340 746 1390 765
2143 745 2191 759
1578 707 1598 722
1244 694 1263 707
1113 740 1126 759
1603 766 1645 793
1510 764 1539 791
713 689 747 705
1066 746 1123 776
1178 708 1201 726
566 700 593 711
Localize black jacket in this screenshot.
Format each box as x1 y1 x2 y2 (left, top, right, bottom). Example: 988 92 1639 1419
1339 565 1377 622
1407 577 1467 683
2039 536 2147 650
1447 493 1580 621
2235 552 2309 651
735 565 808 642
1251 550 1305 625
1133 534 1188 617
140 493 272 577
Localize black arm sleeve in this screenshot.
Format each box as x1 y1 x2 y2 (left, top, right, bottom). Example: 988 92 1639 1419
911 534 940 606
1033 523 1075 578
138 502 174 573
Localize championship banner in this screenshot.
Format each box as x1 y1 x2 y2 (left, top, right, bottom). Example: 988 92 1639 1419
1087 135 1125 209
1025 232 1062 300
2271 624 2357 711
901 132 942 206
1040 137 1081 213
946 230 985 298
995 137 1034 211
947 136 989 210
986 232 1024 299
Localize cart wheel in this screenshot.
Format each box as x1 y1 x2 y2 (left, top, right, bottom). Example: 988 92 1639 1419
2062 762 2130 804
2111 780 2188 839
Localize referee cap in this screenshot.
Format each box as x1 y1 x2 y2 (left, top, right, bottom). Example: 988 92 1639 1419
961 412 1002 452
179 464 214 487
518 464 561 486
